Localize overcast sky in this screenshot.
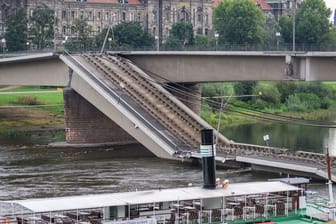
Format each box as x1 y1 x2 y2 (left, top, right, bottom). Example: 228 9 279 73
324 0 336 21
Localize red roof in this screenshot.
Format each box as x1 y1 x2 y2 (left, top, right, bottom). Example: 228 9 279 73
213 0 271 11
254 0 272 11
212 0 222 8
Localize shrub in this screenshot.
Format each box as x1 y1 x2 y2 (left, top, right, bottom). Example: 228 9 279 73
254 82 281 105
296 93 321 110
286 94 308 112
16 96 40 105
254 99 269 110
286 93 320 112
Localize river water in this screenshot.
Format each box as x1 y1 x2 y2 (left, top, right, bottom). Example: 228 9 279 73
223 121 336 156
0 144 334 203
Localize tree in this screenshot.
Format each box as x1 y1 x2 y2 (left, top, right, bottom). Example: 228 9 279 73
29 7 55 49
4 8 27 52
166 22 194 49
296 0 331 45
234 81 257 101
279 16 293 44
213 0 265 45
279 0 331 47
113 22 154 49
263 12 281 48
195 35 212 49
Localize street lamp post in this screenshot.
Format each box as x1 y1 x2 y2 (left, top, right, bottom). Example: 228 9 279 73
276 32 281 50
108 37 112 50
292 0 296 52
1 38 6 57
26 41 30 51
214 33 219 51
155 35 159 51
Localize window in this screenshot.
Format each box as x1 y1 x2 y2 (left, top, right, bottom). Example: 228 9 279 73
205 14 208 25
97 11 101 20
153 10 157 21
71 10 76 20
62 26 66 35
80 11 84 20
88 11 93 20
197 14 201 23
172 8 176 23
112 12 116 22
137 12 141 21
105 12 109 21
62 10 66 19
122 11 126 21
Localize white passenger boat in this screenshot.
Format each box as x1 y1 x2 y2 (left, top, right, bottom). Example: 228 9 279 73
0 180 320 224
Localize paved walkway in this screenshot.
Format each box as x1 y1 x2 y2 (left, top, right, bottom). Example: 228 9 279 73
0 85 20 91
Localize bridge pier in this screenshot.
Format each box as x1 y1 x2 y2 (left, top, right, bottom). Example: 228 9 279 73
63 88 137 145
165 83 201 115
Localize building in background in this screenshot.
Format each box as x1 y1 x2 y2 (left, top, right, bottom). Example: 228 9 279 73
0 0 301 46
0 0 212 44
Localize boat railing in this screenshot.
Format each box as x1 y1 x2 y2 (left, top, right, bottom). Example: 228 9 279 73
0 197 300 224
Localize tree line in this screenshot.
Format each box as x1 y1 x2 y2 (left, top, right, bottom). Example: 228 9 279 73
2 0 335 52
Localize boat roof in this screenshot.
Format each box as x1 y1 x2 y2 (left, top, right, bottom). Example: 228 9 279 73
3 181 299 213
269 177 310 185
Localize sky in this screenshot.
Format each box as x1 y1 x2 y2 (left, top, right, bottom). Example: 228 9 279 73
324 0 336 22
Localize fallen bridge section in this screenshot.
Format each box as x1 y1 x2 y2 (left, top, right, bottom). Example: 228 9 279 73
60 53 230 159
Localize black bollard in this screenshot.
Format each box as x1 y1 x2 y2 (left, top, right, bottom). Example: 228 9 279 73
200 129 216 189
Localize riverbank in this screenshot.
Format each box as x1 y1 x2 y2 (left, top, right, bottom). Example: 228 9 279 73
202 108 336 129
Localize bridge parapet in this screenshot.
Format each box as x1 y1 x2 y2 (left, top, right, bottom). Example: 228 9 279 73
219 142 335 168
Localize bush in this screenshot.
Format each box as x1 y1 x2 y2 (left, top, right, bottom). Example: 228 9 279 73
286 94 308 112
254 99 269 110
254 82 281 105
296 82 333 99
234 81 257 101
16 96 40 105
286 93 320 112
296 93 321 110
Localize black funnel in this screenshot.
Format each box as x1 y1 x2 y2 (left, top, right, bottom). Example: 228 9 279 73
200 129 216 189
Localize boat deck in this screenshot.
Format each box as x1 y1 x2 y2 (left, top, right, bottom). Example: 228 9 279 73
0 181 329 224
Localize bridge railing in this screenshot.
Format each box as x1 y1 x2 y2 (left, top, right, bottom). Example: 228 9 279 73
3 43 336 58
218 142 335 167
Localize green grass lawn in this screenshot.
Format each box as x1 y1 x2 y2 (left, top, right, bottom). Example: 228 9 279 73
0 86 64 114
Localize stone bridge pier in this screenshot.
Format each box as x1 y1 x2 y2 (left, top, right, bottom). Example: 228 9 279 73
63 88 136 145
